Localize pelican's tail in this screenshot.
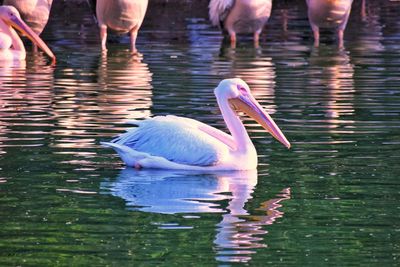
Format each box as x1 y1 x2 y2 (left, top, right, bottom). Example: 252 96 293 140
101 142 149 167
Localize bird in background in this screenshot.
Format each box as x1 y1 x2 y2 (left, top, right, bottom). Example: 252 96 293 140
209 0 272 48
88 0 148 53
102 78 290 171
3 0 53 51
0 5 55 62
306 0 354 48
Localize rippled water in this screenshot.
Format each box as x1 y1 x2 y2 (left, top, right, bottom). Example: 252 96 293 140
1 0 400 265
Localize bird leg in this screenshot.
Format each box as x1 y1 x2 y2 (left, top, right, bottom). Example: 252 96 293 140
337 29 344 49
361 0 367 21
253 30 261 49
229 32 236 48
99 24 108 50
134 163 142 170
311 24 319 47
130 29 138 54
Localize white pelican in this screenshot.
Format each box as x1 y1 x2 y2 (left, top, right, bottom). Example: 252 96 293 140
306 0 354 48
0 5 55 61
3 0 53 36
101 78 290 170
94 0 148 53
209 0 272 48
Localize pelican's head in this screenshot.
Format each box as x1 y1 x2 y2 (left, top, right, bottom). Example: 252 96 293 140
0 6 56 62
0 5 22 20
215 78 291 149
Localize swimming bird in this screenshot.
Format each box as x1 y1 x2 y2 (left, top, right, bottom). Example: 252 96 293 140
94 0 148 53
306 0 354 48
101 78 290 170
3 0 53 36
0 5 55 61
209 0 272 48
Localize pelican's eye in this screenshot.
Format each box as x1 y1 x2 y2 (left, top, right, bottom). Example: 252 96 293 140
237 85 248 96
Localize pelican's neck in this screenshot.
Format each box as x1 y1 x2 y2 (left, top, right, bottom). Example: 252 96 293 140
217 96 252 152
0 18 25 54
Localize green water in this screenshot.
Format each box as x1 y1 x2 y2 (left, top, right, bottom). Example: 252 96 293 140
1 0 400 265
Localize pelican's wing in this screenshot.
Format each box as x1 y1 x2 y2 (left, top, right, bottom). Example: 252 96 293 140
209 0 235 27
163 116 236 150
111 116 231 167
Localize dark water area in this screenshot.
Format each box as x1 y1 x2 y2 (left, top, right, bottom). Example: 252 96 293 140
1 0 400 265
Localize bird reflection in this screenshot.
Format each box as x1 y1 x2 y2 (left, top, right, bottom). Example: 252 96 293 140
0 54 54 156
216 45 277 114
101 168 290 263
308 47 355 131
351 0 384 54
361 0 367 21
215 187 290 263
51 50 152 170
52 50 152 150
97 50 153 119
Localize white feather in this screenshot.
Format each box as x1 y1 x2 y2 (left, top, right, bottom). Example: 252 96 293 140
103 115 231 167
208 0 235 27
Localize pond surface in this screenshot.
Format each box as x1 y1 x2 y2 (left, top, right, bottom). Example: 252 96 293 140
1 0 400 265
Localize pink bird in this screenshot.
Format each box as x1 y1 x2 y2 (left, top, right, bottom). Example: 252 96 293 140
209 0 272 48
306 0 354 48
93 0 148 53
0 5 55 62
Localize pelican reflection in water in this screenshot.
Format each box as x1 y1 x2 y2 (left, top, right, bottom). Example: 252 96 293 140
101 168 290 263
50 50 152 165
97 51 153 120
215 44 277 114
0 54 54 157
102 78 290 170
307 47 355 130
